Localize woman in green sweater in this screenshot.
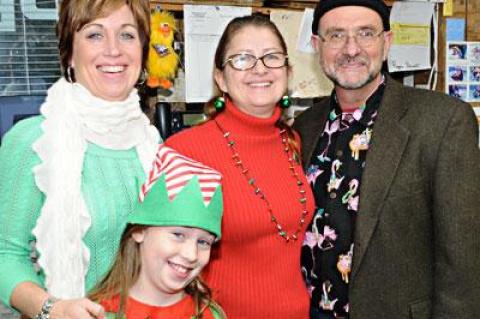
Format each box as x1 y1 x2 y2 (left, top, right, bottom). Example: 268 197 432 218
0 0 159 318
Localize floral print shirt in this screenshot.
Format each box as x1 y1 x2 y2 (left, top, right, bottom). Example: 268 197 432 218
301 82 385 318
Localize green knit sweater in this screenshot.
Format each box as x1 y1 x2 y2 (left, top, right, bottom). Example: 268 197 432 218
0 116 147 306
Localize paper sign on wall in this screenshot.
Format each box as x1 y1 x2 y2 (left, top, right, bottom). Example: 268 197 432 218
271 10 333 98
388 2 434 72
183 5 251 103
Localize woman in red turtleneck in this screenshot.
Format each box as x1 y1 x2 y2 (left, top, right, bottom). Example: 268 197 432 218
165 15 314 319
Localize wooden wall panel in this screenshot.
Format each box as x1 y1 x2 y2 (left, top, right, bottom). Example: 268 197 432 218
466 0 479 106
467 0 480 41
438 5 446 93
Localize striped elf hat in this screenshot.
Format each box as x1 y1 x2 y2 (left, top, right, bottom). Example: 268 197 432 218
129 145 223 238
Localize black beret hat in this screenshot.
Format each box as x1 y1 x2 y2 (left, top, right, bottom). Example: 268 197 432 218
312 0 390 35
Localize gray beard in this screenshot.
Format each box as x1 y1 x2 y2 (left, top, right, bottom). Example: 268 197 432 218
325 69 379 90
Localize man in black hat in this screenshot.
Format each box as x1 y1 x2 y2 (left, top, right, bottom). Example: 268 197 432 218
294 0 480 318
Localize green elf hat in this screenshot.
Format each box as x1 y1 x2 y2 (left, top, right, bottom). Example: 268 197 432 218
129 145 223 239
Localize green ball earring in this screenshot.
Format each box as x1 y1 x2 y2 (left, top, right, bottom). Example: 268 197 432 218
214 96 225 111
280 95 291 109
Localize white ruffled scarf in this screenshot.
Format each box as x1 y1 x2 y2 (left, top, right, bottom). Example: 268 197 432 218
31 78 160 298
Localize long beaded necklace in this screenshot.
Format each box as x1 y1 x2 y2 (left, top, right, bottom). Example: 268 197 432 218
214 119 309 242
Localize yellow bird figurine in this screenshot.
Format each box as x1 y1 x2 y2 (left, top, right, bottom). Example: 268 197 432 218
146 10 179 90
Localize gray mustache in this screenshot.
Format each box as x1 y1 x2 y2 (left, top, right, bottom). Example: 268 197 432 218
337 55 368 66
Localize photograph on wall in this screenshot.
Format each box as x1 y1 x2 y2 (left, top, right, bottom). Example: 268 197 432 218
470 66 480 82
448 84 468 100
469 85 480 102
468 43 480 62
448 66 466 82
445 41 480 102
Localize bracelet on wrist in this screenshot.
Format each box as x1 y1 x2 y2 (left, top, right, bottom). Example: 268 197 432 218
34 297 57 319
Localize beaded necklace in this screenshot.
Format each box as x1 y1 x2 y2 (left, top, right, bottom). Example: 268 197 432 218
214 119 308 242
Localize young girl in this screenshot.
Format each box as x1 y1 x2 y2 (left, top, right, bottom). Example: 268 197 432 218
89 145 225 319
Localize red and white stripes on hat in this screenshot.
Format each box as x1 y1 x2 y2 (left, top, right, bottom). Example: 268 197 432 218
140 144 222 206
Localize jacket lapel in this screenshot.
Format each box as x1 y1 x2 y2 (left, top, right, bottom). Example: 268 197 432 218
351 78 411 279
295 97 330 170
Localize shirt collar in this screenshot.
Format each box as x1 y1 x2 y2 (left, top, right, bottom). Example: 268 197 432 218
329 74 386 127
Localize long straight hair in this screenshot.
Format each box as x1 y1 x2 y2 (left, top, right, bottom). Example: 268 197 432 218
88 224 226 318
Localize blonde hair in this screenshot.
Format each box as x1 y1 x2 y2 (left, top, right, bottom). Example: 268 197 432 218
88 224 226 319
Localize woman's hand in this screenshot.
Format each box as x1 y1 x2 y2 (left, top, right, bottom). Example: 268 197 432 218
50 299 105 319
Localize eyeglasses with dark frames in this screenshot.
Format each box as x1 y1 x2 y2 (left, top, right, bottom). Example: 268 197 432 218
222 52 288 71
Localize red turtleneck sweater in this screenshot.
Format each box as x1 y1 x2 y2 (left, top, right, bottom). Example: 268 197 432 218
165 101 314 319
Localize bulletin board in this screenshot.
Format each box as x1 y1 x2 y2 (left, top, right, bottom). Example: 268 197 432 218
440 0 480 108
155 0 480 112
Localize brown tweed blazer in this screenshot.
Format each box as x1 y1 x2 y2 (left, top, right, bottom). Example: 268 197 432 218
294 76 480 319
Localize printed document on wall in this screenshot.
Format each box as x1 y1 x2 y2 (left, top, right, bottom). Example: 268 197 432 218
184 5 251 103
271 10 333 98
388 2 434 72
